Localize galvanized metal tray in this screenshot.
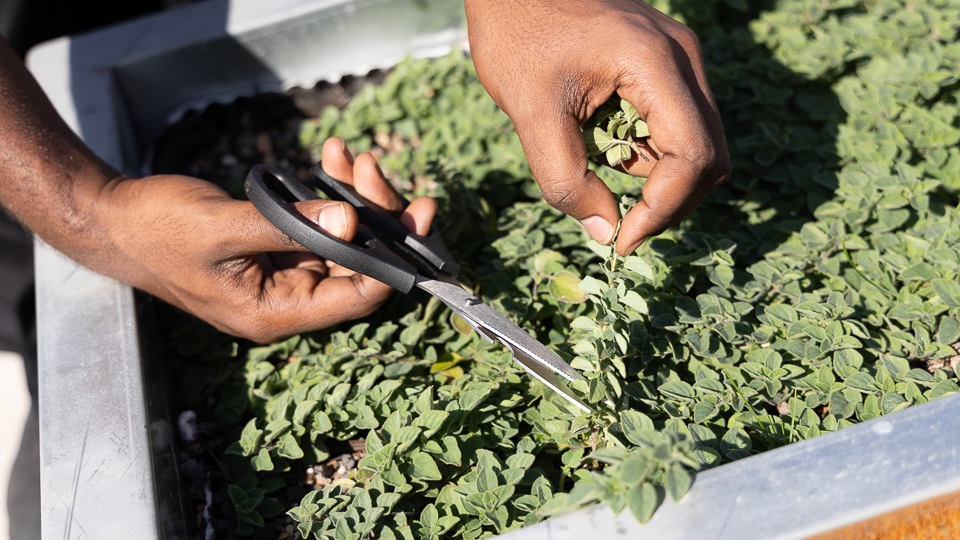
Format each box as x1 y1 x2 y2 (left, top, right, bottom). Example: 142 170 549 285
26 1 960 538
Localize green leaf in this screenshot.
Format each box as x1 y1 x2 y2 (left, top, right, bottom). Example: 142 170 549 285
419 503 438 530
720 427 751 459
605 143 633 168
366 429 384 455
932 279 960 309
548 271 588 303
410 452 442 481
619 411 658 447
450 312 474 335
414 410 449 438
533 250 568 274
928 380 959 399
239 418 263 457
664 464 692 502
623 256 654 279
583 126 619 155
506 452 535 470
659 380 696 401
694 400 719 423
292 400 318 426
626 482 661 524
899 263 937 282
561 448 584 469
251 448 274 471
312 411 333 435
458 386 495 412
765 305 799 326
392 426 422 454
938 316 960 345
278 432 304 460
578 276 608 296
845 372 879 394
621 291 649 314
618 451 649 484
427 436 462 466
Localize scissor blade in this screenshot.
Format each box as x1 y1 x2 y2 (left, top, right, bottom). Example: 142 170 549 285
416 275 585 382
509 346 592 413
416 274 592 412
447 306 592 413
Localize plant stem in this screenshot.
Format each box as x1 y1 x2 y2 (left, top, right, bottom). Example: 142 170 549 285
720 363 776 446
788 388 799 444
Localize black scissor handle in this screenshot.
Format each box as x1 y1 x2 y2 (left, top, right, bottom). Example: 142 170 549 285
244 165 418 293
310 161 459 278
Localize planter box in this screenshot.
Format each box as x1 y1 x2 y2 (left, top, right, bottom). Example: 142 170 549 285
26 1 960 539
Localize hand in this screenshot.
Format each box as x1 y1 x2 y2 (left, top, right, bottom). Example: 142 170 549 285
98 138 436 342
465 0 730 255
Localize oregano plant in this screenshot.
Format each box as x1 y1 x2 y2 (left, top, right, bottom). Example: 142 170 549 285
168 0 960 537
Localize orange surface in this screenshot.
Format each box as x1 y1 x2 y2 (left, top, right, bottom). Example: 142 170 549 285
806 490 960 540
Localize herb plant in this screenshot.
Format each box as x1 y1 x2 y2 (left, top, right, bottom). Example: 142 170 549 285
582 99 650 168
173 0 960 538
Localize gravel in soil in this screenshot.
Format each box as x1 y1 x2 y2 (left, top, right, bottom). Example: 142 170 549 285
152 71 386 194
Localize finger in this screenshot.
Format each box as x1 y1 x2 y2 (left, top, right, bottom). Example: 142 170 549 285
613 41 718 255
399 196 437 236
257 272 394 339
353 153 405 213
661 22 729 167
221 198 358 257
617 138 661 177
320 137 355 183
268 252 328 275
514 108 620 245
660 24 732 215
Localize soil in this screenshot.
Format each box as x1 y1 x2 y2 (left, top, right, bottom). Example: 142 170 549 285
152 71 387 195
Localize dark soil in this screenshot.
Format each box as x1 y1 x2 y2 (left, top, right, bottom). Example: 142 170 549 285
152 71 386 196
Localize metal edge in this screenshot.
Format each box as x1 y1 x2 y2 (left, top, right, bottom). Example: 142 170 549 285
34 240 164 540
499 393 960 540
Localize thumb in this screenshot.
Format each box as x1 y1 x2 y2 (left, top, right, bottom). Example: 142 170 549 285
223 199 358 257
514 109 620 245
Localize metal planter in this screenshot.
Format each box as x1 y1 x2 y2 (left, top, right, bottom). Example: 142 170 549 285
26 1 960 539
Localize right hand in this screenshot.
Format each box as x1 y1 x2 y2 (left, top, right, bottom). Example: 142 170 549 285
465 0 731 255
97 138 436 343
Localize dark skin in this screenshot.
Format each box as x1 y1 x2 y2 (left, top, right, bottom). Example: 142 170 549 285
0 36 435 343
0 0 729 341
466 0 730 255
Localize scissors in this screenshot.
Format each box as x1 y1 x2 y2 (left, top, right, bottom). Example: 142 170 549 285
244 163 592 413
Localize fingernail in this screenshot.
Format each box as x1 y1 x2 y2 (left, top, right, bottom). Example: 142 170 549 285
580 216 615 245
318 203 348 238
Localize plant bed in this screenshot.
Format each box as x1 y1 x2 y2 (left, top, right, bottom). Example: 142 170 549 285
154 0 960 533
27 0 960 539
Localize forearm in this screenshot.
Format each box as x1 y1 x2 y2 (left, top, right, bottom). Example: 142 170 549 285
0 36 126 273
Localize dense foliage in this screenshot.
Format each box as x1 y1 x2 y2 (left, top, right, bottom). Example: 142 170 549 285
173 0 960 538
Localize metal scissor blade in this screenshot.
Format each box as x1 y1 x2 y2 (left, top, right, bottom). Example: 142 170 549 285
508 346 592 413
416 274 591 412
449 307 592 413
